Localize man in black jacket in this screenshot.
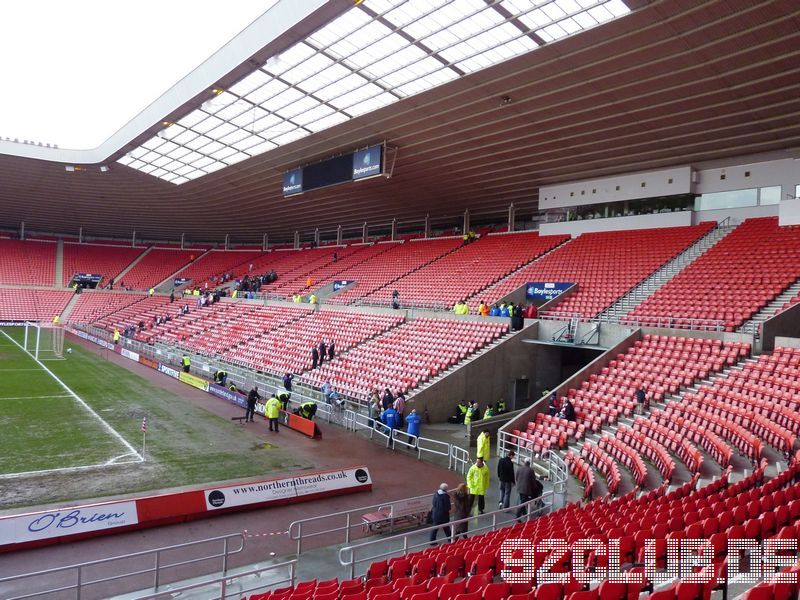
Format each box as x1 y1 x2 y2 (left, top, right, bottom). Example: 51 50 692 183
246 386 261 422
497 450 516 509
516 458 543 521
429 483 451 544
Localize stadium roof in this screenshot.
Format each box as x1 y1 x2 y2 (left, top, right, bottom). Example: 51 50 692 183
0 0 798 242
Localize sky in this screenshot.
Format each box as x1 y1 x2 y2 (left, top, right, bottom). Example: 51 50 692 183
0 1 278 150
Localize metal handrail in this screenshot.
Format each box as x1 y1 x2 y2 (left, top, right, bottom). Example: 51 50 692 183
0 532 246 600
337 492 555 579
537 312 726 332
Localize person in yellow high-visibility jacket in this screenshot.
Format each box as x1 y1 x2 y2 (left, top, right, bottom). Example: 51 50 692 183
113 328 121 344
265 395 281 432
52 314 60 324
477 430 490 462
466 456 490 514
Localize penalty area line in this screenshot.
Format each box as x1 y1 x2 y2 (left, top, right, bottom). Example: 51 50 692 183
0 458 142 481
0 394 73 401
0 330 143 463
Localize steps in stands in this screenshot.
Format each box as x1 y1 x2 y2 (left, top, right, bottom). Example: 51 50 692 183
114 247 151 284
59 291 83 321
598 222 736 320
154 248 214 291
55 239 63 287
737 276 800 336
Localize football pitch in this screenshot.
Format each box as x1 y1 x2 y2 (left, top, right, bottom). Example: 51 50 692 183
0 327 312 511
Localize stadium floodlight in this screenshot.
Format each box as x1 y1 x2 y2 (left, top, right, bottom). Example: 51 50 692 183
23 322 65 360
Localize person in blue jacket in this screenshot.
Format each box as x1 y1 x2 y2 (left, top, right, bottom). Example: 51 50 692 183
429 483 452 544
381 406 401 448
490 303 500 317
406 408 422 439
499 303 510 317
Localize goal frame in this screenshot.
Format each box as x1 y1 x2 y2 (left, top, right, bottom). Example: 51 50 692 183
23 321 64 360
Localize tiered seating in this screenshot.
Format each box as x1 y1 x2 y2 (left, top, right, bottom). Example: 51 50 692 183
361 232 568 309
615 424 675 483
510 414 585 456
95 295 191 333
327 239 463 305
577 442 620 495
0 239 57 285
597 434 647 487
61 243 144 286
0 289 71 321
663 401 764 463
142 301 249 346
304 318 508 398
119 248 198 289
219 247 338 290
564 450 596 498
562 334 747 432
631 417 703 474
630 217 800 330
171 249 265 288
225 310 405 376
471 224 713 317
280 244 395 297
649 408 733 468
66 291 147 324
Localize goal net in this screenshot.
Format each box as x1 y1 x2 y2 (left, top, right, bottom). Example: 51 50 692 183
23 322 65 360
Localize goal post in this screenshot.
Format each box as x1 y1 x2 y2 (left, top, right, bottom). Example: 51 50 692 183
23 322 64 360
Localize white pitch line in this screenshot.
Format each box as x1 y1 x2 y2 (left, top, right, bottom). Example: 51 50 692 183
0 458 142 481
1 330 143 464
0 368 46 371
0 394 73 401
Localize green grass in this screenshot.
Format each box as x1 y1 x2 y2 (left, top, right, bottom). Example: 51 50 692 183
0 327 312 510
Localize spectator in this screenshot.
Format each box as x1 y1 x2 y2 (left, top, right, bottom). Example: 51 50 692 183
318 341 327 364
467 457 490 515
483 405 495 419
321 380 333 404
495 399 506 414
515 458 543 521
558 397 576 421
511 304 524 331
169 290 175 303
464 402 480 426
246 386 261 423
283 373 294 396
429 483 452 544
113 328 120 345
181 354 191 373
449 401 469 424
393 392 406 426
499 303 510 318
277 390 290 411
306 276 313 288
490 304 500 317
369 390 381 428
392 290 400 310
311 346 319 370
265 394 281 432
524 303 538 319
479 301 490 316
381 406 400 446
497 450 516 509
309 293 318 305
328 341 335 361
451 483 470 540
406 408 421 438
548 392 559 416
382 388 395 411
297 401 317 420
635 387 647 415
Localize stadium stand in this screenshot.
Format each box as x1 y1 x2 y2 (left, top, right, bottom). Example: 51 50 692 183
118 248 198 290
225 310 405 375
61 243 146 287
471 224 714 318
326 238 463 305
93 295 193 333
0 288 72 321
360 232 568 310
0 239 57 286
169 249 266 289
629 217 800 330
303 318 508 398
66 291 147 324
233 247 347 292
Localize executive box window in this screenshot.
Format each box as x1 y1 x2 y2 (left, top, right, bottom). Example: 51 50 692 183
694 188 757 211
759 186 781 206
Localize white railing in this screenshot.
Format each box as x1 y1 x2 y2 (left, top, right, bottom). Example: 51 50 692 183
537 312 726 332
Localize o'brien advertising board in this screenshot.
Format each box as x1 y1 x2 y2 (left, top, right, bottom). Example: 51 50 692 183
352 145 382 180
205 467 372 510
0 500 139 544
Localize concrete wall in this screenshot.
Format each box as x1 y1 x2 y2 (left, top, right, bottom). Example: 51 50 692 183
500 329 642 436
780 197 800 226
640 327 753 345
774 336 800 350
539 166 692 210
409 323 541 422
535 319 637 348
762 302 800 352
540 211 692 238
692 204 778 225
694 157 798 196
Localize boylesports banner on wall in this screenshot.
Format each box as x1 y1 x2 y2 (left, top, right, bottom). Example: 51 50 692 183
525 281 573 301
204 467 372 510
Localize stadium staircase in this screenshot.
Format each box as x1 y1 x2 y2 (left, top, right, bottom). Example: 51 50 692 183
464 235 572 307
55 239 63 287
58 291 83 321
113 246 152 283
597 221 736 321
738 276 800 337
154 247 214 291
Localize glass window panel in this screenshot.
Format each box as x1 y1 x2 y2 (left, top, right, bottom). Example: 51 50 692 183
541 22 568 40
573 11 598 28
228 69 271 96
150 155 172 168
276 96 321 119
203 91 239 113
142 137 166 151
161 124 188 141
588 4 614 22
129 159 146 170
694 189 758 211
308 9 372 48
520 8 553 28
129 146 149 159
759 186 781 205
184 135 214 151
150 168 168 178
246 79 289 104
180 151 204 164
194 141 223 156
252 113 285 134
271 128 309 145
246 140 278 155
268 87 305 110
140 151 160 163
183 169 207 180
273 42 316 69
218 129 251 145
139 164 157 174
206 122 238 139
347 93 398 117
555 0 582 14
161 160 185 171
156 140 179 155
117 155 134 166
176 110 207 129
191 156 216 170
204 162 227 174
796 184 800 198
193 116 224 134
329 82 385 110
542 3 567 19
171 129 198 145
560 17 583 34
292 104 334 126
305 111 350 132
171 176 190 185
605 0 631 17
326 37 361 61
281 53 335 84
210 147 237 160
215 99 251 121
232 135 265 151
230 106 268 127
223 151 250 165
166 146 191 160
